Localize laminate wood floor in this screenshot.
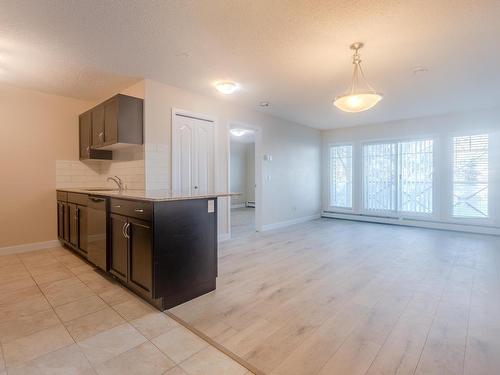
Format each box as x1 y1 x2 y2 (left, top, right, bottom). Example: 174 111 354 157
170 218 500 375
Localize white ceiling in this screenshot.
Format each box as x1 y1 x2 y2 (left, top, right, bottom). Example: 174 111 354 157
1 0 500 129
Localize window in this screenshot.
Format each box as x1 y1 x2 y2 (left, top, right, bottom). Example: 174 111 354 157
453 134 488 218
400 140 433 214
330 145 352 208
363 143 397 211
363 139 434 214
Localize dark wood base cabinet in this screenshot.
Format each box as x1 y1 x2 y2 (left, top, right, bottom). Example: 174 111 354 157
57 192 87 258
56 190 218 311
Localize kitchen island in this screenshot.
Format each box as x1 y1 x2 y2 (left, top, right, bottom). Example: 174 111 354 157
56 188 235 310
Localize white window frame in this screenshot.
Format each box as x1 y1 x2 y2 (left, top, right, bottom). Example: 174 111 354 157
446 131 492 226
328 143 354 212
360 136 438 220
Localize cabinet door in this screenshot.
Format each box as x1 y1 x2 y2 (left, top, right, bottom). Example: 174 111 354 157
104 98 118 145
78 206 88 253
57 202 65 239
110 214 128 281
91 105 105 147
69 204 79 247
128 218 152 294
63 203 70 242
79 112 91 159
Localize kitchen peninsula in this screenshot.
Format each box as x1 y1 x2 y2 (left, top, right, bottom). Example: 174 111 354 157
56 188 235 310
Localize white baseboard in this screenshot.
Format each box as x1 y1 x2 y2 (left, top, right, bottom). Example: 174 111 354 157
0 239 60 256
218 233 231 242
322 212 500 236
231 203 246 209
261 213 321 231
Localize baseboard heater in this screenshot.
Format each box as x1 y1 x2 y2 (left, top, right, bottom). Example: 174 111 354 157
322 211 500 236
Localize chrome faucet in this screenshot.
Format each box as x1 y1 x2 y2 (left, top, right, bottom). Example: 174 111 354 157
107 176 124 191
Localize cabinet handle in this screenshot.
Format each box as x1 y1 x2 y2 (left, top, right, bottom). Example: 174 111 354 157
126 222 131 238
122 222 128 238
114 205 121 208
134 209 144 213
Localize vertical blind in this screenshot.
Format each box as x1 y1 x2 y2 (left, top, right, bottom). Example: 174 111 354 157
330 145 352 208
362 140 433 214
453 134 489 218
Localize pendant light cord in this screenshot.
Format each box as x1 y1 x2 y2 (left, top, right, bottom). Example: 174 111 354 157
349 46 376 94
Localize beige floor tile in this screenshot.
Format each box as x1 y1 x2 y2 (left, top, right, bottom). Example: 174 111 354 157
0 308 60 344
0 277 37 295
98 285 135 306
40 277 94 307
47 247 69 256
163 366 190 375
152 326 208 364
77 270 117 294
71 263 97 275
28 263 74 284
0 293 52 322
112 298 156 321
7 343 94 375
58 253 87 268
0 254 21 268
2 324 74 367
65 306 125 341
95 341 175 375
77 323 147 365
0 285 41 306
0 264 30 283
179 346 247 375
55 295 107 322
130 312 179 339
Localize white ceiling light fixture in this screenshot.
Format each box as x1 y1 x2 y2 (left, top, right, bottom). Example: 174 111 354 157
230 128 251 137
215 81 239 94
334 42 383 113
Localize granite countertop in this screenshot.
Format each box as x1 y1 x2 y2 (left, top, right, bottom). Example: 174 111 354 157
57 188 240 202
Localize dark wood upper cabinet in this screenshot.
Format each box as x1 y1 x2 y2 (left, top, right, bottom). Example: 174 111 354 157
91 105 105 147
78 94 143 160
79 111 112 160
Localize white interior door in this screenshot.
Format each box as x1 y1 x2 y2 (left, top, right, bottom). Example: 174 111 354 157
172 113 214 195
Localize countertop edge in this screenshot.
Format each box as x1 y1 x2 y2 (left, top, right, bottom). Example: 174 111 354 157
56 188 240 202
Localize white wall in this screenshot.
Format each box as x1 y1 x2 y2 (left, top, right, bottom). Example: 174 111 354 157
230 141 248 206
230 141 255 207
322 107 500 234
246 144 255 202
142 79 322 236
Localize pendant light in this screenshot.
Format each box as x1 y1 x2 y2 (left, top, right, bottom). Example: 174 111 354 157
333 42 383 113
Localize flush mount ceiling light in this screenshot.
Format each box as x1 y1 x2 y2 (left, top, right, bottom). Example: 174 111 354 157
230 128 251 137
333 42 383 113
215 81 238 94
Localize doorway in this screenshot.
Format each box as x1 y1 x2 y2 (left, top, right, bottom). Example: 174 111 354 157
228 123 261 238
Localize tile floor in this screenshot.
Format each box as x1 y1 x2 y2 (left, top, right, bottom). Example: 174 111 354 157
0 247 251 375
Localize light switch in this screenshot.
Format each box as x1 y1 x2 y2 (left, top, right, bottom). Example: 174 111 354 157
208 200 215 213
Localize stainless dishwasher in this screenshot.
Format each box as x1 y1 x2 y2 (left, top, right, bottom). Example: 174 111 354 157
87 196 108 271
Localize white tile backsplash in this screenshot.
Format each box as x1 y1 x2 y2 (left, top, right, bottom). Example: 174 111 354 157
56 146 145 190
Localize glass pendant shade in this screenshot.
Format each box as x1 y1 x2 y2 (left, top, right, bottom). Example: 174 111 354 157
334 43 383 113
334 92 382 112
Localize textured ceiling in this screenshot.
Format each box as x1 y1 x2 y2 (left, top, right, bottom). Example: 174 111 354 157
1 0 499 129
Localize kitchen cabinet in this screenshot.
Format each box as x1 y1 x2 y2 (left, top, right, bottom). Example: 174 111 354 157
79 111 112 160
110 213 129 282
110 211 153 298
57 189 222 311
57 192 88 258
88 94 143 150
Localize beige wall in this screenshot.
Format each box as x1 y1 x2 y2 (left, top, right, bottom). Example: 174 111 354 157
0 84 91 248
